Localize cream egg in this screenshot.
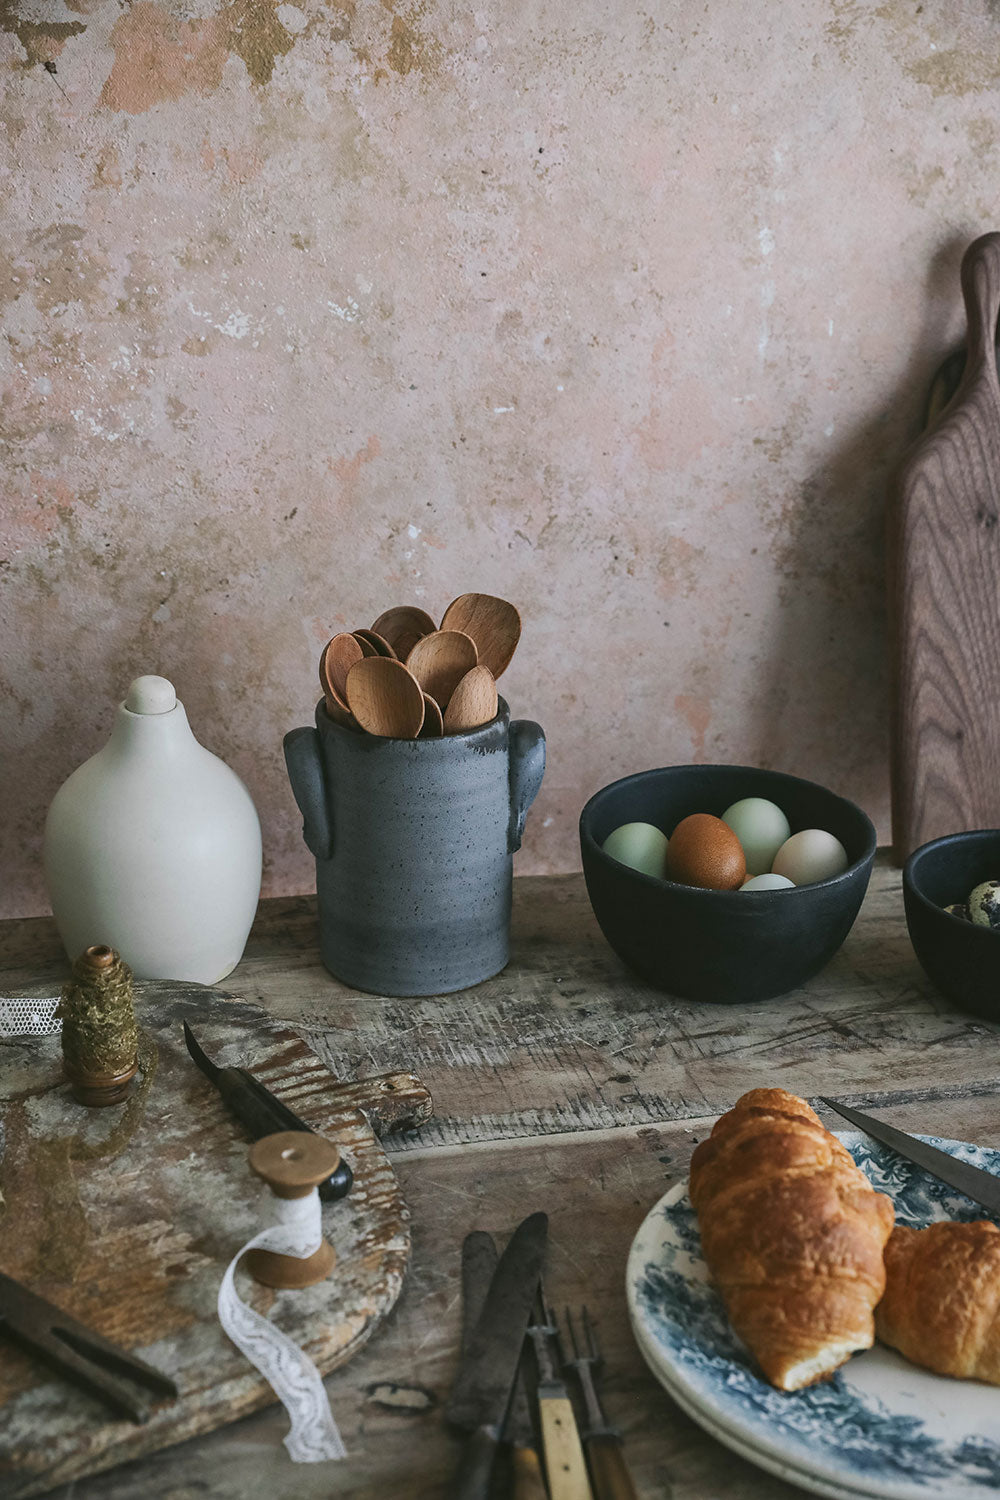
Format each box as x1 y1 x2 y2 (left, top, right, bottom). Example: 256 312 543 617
721 797 791 876
602 821 669 879
740 873 796 891
772 829 848 885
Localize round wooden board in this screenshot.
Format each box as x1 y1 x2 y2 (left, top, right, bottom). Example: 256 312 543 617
0 979 430 1499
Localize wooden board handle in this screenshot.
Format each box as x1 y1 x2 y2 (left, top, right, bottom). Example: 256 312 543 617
539 1394 593 1500
511 1444 549 1500
962 232 1000 381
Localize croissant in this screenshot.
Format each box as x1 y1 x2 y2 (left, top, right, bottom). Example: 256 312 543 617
876 1221 1000 1383
689 1088 894 1391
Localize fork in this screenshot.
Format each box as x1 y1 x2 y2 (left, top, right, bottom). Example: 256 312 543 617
561 1308 639 1500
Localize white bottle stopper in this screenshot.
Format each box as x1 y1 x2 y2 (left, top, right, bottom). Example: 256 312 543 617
125 675 177 715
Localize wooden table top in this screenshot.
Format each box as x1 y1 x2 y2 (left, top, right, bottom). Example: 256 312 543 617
3 855 1000 1499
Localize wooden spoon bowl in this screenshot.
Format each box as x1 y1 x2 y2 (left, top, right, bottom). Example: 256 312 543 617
371 606 436 662
405 630 478 709
345 656 425 739
443 666 498 733
440 593 521 679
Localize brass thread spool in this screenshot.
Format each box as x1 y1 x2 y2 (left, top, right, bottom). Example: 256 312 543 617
57 944 140 1107
246 1132 339 1290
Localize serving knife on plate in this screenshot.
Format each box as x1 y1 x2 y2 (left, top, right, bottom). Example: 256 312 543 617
446 1211 548 1500
822 1097 1000 1217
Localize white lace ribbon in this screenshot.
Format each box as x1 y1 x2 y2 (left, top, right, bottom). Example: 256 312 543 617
218 1188 346 1462
0 997 61 1037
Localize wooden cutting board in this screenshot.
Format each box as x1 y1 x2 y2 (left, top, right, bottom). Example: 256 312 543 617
888 231 1000 862
0 979 432 1499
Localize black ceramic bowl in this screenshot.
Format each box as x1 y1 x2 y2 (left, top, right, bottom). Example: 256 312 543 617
903 830 1000 1019
579 764 877 1004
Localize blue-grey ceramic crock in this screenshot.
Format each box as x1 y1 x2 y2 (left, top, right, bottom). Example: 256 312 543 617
284 697 545 996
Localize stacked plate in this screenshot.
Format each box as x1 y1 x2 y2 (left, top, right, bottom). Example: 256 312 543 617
626 1133 1000 1500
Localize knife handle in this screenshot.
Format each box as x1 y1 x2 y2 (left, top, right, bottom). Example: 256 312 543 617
511 1444 548 1500
539 1394 594 1500
452 1424 498 1500
584 1433 639 1500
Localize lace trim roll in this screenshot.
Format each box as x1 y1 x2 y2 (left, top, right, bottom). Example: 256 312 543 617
0 997 61 1037
218 1189 346 1463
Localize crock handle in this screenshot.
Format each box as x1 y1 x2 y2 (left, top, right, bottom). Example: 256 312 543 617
508 720 545 853
283 727 333 861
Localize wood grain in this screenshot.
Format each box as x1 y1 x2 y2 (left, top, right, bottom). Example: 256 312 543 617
0 985 424 1499
6 868 1000 1497
888 231 1000 861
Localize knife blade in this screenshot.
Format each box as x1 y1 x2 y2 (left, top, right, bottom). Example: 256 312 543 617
183 1021 352 1204
447 1211 548 1500
461 1232 547 1500
821 1097 1000 1217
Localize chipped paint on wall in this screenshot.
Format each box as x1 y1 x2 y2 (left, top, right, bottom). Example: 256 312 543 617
2 0 999 917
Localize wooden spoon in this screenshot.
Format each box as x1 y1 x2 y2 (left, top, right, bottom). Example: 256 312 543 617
405 630 478 708
345 656 425 738
419 692 444 738
443 666 498 733
353 628 396 659
319 635 362 728
371 606 436 662
322 632 363 703
440 594 521 678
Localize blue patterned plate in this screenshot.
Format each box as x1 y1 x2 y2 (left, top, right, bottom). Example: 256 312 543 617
627 1133 1000 1500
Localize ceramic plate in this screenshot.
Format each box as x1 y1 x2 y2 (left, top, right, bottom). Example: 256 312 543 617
627 1133 1000 1500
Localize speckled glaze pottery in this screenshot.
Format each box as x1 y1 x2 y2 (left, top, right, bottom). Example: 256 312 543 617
284 697 545 996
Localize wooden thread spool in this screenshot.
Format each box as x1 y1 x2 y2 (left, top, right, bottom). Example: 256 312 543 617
245 1132 339 1290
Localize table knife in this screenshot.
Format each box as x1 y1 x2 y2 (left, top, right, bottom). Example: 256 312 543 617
822 1097 1000 1217
461 1232 547 1500
183 1021 353 1203
446 1211 548 1500
528 1308 594 1500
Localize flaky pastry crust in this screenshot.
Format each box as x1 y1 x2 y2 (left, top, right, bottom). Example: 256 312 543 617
689 1088 894 1391
877 1220 1000 1384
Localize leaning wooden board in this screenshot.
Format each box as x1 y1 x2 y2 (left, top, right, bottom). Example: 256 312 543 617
0 979 431 1498
888 231 1000 862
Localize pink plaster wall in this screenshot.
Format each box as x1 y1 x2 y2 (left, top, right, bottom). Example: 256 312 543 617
2 1 998 918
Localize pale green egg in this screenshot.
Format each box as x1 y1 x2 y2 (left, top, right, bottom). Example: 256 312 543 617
721 797 791 876
602 821 669 879
740 873 796 891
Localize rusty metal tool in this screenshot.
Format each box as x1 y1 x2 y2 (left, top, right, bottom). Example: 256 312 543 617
0 1269 178 1423
183 1021 353 1203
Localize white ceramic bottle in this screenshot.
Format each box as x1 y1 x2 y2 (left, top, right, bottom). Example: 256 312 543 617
43 675 262 983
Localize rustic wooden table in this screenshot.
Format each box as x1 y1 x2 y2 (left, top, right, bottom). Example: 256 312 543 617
3 856 1000 1500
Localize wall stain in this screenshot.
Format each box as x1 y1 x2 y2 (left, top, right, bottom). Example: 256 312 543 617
0 0 85 67
222 0 293 85
907 48 1000 98
100 3 229 113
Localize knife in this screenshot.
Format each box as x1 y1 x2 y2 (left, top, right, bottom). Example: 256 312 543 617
528 1305 594 1500
461 1232 547 1500
183 1021 353 1204
821 1097 1000 1217
446 1211 548 1500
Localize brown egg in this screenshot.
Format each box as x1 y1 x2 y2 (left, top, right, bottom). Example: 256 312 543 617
666 813 746 890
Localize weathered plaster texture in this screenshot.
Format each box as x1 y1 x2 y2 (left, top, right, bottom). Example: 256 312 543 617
2 1 998 917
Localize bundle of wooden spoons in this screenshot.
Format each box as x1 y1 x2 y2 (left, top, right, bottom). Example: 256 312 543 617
318 593 521 740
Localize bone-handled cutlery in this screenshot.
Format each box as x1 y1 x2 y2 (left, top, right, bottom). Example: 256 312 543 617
561 1307 638 1500
527 1303 593 1500
446 1212 548 1500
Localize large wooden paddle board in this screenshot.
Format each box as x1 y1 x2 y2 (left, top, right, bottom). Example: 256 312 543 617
888 232 1000 861
0 979 431 1498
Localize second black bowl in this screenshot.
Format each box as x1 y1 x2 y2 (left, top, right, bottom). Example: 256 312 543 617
579 764 877 1004
904 830 1000 1019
